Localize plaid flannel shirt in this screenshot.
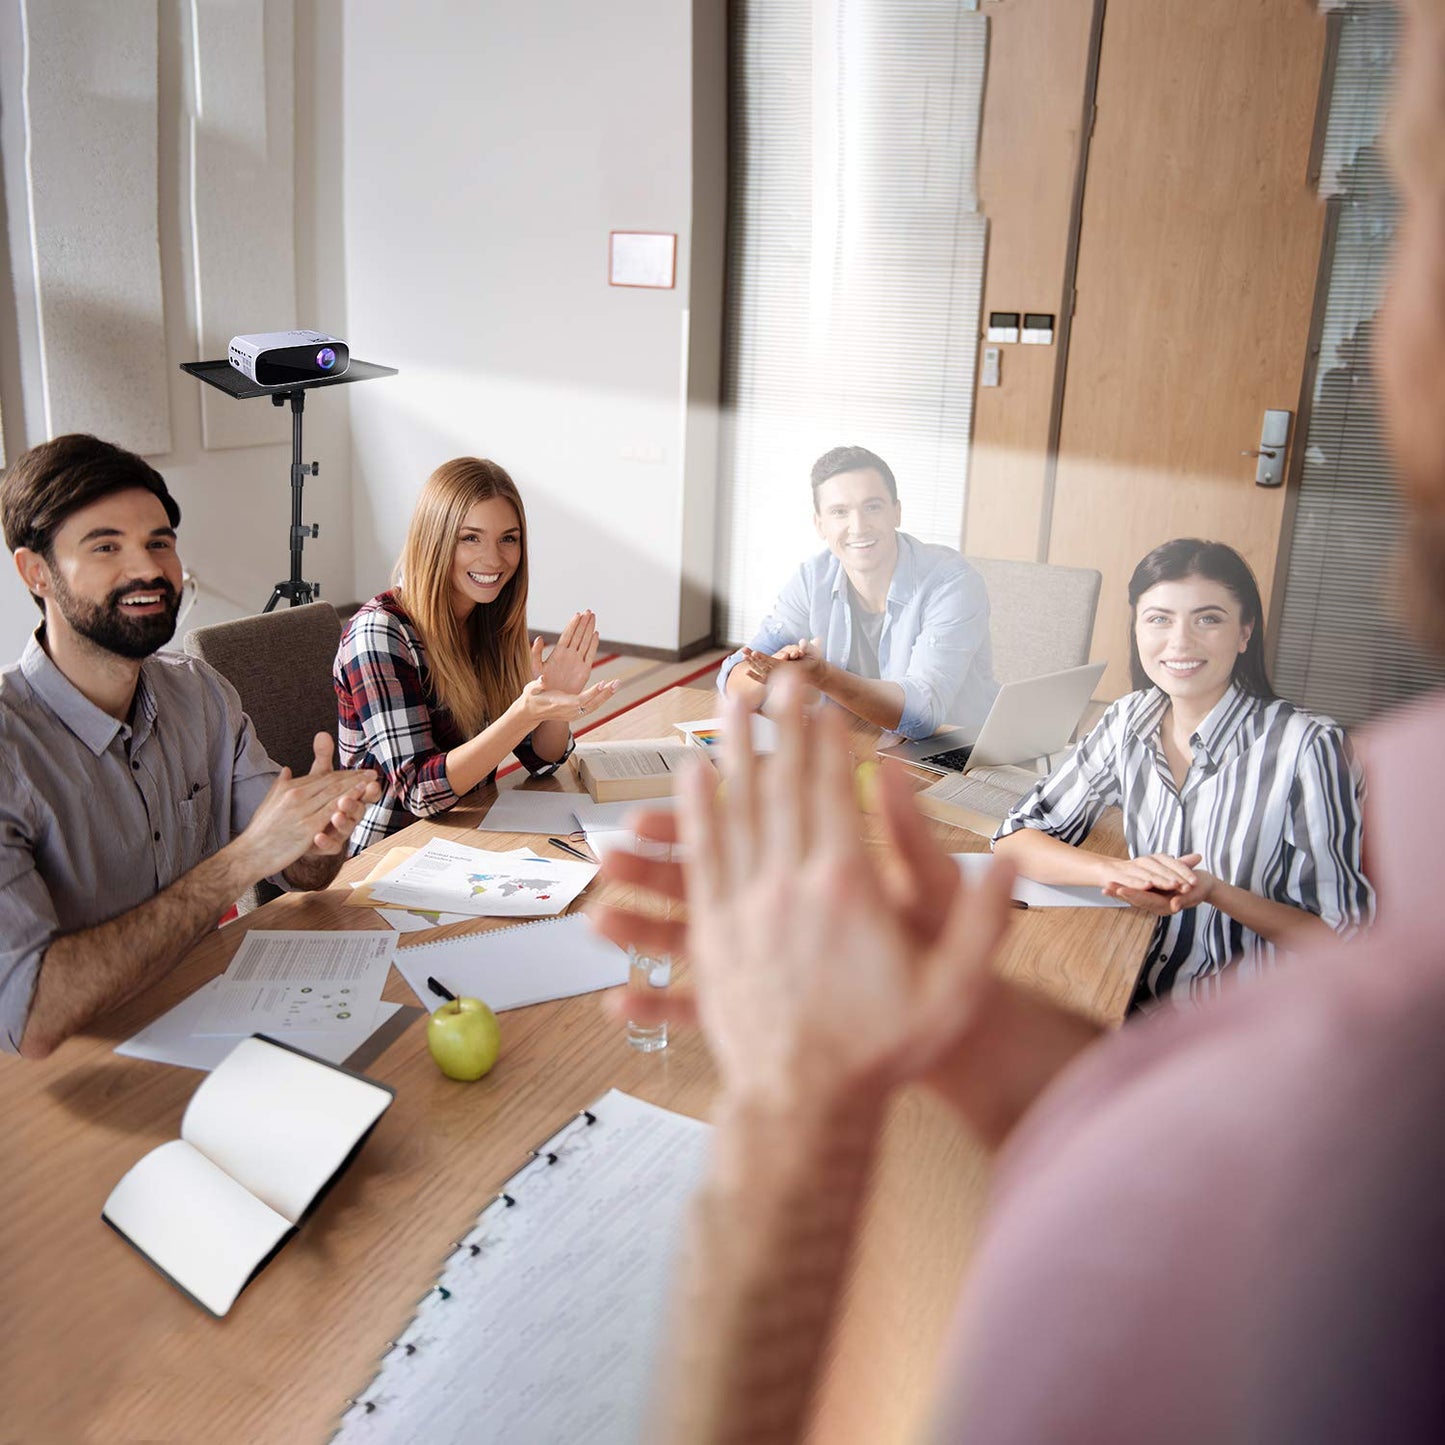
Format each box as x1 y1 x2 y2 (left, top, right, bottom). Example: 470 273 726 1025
334 591 566 854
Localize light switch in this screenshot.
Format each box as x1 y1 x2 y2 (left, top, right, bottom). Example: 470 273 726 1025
981 346 1001 387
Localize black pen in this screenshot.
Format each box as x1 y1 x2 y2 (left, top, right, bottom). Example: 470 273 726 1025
1009 899 1029 911
427 976 457 1002
548 837 593 862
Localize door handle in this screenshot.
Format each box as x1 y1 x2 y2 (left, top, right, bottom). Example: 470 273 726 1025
1247 411 1291 487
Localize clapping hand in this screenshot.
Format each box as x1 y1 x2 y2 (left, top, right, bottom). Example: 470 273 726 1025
235 732 379 877
532 611 600 694
742 637 827 689
303 733 381 855
591 676 1017 1102
1097 852 1213 913
523 611 619 723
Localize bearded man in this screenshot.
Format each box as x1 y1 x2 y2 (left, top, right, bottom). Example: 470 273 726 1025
0 434 377 1058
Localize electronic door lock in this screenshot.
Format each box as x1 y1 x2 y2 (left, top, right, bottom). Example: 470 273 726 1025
1247 411 1291 487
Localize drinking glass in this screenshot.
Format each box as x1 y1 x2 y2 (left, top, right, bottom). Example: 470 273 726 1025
626 836 673 1052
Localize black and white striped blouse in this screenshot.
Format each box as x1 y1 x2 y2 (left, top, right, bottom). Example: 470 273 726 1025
995 683 1374 1006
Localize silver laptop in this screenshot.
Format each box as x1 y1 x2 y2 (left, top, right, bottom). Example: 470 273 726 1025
878 661 1106 775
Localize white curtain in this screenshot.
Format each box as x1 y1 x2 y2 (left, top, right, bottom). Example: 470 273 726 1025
717 0 989 646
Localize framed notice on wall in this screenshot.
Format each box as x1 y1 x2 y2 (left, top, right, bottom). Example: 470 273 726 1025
608 232 677 289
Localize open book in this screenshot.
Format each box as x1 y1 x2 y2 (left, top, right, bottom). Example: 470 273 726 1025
572 739 696 802
102 1035 394 1317
914 763 1042 837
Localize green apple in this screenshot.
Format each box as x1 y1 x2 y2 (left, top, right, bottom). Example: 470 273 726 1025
426 997 502 1081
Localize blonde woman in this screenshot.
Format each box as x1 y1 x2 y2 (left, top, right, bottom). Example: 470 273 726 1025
334 457 616 854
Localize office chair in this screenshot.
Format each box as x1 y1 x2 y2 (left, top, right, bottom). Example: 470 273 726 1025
183 601 344 909
966 556 1103 684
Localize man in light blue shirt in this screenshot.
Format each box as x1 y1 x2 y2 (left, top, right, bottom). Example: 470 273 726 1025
720 446 996 739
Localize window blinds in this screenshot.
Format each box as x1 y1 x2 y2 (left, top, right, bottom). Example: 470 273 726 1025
717 1 989 647
1273 0 1445 725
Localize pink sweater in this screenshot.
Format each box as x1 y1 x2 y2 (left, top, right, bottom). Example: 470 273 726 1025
935 694 1445 1442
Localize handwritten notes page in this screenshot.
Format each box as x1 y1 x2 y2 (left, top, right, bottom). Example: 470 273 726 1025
332 1089 711 1444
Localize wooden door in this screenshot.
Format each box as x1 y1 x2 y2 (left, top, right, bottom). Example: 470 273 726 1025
1047 0 1328 698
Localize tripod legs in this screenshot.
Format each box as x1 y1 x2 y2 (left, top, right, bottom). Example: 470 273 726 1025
264 389 320 609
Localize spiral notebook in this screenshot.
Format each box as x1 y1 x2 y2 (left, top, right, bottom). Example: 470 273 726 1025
332 1088 711 1443
391 914 631 1013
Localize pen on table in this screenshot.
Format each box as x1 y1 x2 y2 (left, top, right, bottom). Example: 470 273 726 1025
548 837 594 862
427 977 457 1002
1009 899 1029 911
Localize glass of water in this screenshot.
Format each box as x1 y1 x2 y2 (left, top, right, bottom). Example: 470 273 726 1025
626 836 674 1052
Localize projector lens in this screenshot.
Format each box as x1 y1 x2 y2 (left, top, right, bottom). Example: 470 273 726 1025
316 347 337 370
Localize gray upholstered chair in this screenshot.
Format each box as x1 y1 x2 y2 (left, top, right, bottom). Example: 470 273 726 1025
183 601 344 909
183 601 343 776
965 556 1103 684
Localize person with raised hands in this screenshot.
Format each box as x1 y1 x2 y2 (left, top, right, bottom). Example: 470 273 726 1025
586 6 1445 1432
335 456 618 853
591 677 1100 1439
0 434 379 1059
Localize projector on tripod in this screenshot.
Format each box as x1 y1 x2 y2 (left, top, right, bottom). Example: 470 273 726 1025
182 334 397 612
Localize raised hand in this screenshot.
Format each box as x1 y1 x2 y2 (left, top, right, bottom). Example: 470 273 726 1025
530 610 600 696
602 677 1017 1101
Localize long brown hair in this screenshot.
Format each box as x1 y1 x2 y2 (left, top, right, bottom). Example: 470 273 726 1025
394 457 532 738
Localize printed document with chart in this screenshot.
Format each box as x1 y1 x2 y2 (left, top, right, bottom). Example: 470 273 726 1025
366 838 598 918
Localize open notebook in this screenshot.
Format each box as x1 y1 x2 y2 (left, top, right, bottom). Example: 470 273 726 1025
102 1036 394 1317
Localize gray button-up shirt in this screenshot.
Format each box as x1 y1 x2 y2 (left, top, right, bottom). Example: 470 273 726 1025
0 634 280 1051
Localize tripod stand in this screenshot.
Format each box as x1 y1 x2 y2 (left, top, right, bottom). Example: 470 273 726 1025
179 353 397 614
264 389 321 612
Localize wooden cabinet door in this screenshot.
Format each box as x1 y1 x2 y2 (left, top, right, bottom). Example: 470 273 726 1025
1047 0 1328 698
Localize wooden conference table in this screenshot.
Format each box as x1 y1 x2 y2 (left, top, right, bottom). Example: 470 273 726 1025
0 682 1151 1445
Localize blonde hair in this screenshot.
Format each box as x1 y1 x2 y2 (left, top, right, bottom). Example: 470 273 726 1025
394 457 533 739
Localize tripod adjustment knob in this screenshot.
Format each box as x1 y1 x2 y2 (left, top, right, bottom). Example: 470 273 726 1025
308 461 320 476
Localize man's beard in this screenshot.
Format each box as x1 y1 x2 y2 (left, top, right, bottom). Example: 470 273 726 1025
50 573 180 660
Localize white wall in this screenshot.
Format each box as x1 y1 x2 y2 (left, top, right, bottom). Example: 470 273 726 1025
342 0 724 653
0 0 353 661
2 0 723 662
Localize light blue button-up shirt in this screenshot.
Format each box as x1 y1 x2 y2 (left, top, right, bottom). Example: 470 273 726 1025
719 532 998 738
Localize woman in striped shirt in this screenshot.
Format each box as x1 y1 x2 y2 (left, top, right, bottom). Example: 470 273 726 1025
994 539 1373 1006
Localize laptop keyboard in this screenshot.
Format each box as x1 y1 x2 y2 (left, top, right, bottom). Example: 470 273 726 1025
922 746 974 772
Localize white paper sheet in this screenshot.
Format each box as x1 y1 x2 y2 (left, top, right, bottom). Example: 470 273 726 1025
475 788 595 836
116 979 403 1072
953 853 1130 908
375 908 474 934
368 839 598 918
334 1090 710 1444
194 931 396 1037
391 914 630 1012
